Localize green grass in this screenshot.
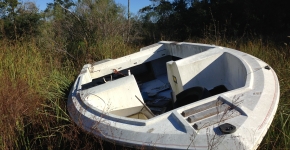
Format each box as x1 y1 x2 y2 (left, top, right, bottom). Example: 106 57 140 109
0 40 71 149
0 37 289 149
0 38 138 150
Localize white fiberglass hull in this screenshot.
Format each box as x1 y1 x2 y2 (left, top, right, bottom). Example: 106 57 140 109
68 41 279 149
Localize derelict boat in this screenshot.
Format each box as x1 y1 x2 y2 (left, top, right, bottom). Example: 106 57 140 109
68 41 280 149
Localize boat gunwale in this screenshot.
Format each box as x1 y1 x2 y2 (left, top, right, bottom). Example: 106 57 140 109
73 46 260 125
67 41 280 149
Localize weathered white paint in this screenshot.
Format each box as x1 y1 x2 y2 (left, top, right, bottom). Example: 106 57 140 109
82 75 150 117
68 41 280 150
167 50 248 95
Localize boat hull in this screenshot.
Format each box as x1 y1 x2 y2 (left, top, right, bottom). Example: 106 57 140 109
68 41 280 149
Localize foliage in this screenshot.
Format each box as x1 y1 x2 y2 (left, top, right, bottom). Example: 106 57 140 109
0 1 41 40
43 0 131 66
0 0 289 149
0 39 71 149
138 0 290 43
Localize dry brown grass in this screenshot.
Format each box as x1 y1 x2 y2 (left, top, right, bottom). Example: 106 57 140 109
0 75 41 149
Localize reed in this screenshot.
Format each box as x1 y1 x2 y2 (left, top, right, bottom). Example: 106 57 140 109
0 36 289 149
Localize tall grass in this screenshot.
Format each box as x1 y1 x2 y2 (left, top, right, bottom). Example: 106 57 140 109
0 34 289 149
0 39 71 149
0 37 138 149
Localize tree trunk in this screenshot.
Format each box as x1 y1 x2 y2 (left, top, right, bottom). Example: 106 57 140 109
127 0 130 42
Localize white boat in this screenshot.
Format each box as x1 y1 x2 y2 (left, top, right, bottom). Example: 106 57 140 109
68 41 280 149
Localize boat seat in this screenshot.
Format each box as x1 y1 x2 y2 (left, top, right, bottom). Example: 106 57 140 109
167 52 248 101
84 75 154 118
174 86 211 108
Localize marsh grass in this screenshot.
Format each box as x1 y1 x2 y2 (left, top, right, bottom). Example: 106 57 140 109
0 39 72 149
0 35 289 149
0 38 138 149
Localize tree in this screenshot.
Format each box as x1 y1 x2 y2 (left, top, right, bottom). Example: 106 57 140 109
41 0 130 64
139 0 174 43
139 0 290 42
0 0 41 40
0 0 19 39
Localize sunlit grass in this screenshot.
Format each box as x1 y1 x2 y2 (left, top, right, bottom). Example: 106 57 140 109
0 40 72 149
0 36 289 149
0 38 138 149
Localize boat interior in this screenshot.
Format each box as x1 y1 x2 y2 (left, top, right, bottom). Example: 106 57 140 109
81 46 248 120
